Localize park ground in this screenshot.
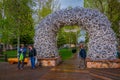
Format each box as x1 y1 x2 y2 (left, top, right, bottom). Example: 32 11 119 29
0 53 120 80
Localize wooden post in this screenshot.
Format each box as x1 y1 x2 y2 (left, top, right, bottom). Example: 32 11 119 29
4 54 8 62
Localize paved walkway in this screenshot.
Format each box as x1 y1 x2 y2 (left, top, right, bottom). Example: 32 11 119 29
40 54 91 80
0 54 120 80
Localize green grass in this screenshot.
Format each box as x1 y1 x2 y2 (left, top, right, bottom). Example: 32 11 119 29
3 50 17 58
0 48 74 62
0 59 5 62
59 48 73 60
0 50 17 62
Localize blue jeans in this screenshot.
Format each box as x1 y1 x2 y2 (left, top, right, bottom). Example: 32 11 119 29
30 57 35 69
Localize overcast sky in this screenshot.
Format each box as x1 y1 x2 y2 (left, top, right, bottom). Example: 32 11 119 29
59 0 84 9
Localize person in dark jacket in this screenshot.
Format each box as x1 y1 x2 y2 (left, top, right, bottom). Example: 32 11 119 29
28 45 37 69
79 44 86 69
17 44 27 70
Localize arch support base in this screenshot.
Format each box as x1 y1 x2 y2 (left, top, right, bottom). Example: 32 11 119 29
86 58 120 68
38 57 62 67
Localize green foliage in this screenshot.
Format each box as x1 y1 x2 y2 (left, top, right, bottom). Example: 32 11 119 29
37 0 53 22
57 25 80 48
1 0 34 45
85 32 89 44
57 28 67 48
20 34 34 44
11 34 34 44
0 18 13 44
0 50 17 62
0 1 2 19
107 0 120 38
4 0 34 34
38 0 52 20
57 35 66 48
59 48 73 60
1 0 60 46
35 0 60 23
84 0 108 14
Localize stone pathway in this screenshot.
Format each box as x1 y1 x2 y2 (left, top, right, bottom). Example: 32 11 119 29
0 53 120 80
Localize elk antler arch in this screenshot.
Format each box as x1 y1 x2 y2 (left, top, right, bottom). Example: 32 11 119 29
34 7 117 60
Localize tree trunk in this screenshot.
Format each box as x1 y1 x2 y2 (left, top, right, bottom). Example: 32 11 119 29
17 36 20 55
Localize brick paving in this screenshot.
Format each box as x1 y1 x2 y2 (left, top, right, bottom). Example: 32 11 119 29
0 54 120 80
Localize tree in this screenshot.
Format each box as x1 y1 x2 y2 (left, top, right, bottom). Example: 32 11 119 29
34 0 60 24
107 0 120 45
0 0 14 51
84 0 108 14
57 25 80 48
3 0 34 52
57 30 66 48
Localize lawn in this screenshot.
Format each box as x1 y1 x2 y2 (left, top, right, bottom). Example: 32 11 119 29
0 50 17 62
4 50 17 58
0 48 74 62
59 48 74 60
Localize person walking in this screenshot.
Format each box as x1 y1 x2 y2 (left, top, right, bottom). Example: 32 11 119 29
78 44 86 69
28 45 37 69
17 44 27 70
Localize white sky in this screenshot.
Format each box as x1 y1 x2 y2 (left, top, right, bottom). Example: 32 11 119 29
59 0 84 9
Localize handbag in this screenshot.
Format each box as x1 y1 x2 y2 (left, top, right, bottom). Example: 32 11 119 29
35 57 38 65
19 53 23 61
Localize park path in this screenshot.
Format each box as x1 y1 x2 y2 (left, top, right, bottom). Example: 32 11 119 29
40 53 91 80
0 53 120 80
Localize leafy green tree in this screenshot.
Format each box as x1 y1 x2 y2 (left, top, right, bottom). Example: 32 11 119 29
107 0 120 44
3 0 34 52
0 1 2 19
57 34 66 48
84 0 108 14
34 0 60 24
57 25 80 48
0 0 14 51
0 0 3 42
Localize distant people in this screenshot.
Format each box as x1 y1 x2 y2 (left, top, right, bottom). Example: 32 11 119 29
116 46 120 59
78 44 86 69
28 45 37 69
18 44 27 70
72 48 77 54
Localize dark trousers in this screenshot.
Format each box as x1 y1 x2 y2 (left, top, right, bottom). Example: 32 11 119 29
18 58 25 69
79 57 86 69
